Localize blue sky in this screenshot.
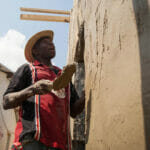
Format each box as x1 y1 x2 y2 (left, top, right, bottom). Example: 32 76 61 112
0 0 73 71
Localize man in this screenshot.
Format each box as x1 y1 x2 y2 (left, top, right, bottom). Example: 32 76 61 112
3 30 85 150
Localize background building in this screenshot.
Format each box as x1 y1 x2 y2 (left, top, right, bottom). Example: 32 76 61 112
0 63 16 150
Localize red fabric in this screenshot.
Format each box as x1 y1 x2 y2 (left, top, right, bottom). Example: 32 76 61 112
34 95 40 140
12 61 71 150
12 142 23 150
12 108 23 150
33 61 70 150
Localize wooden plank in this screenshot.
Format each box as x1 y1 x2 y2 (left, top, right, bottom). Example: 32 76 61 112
20 14 70 23
20 7 70 15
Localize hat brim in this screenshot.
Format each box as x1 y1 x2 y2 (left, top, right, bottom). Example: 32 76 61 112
25 30 54 62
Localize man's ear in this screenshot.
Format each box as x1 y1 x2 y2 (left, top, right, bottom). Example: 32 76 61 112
32 48 39 57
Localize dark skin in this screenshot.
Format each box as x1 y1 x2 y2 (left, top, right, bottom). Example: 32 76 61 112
3 37 85 118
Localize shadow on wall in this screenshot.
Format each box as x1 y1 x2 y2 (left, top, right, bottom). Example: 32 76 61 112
132 0 150 150
85 89 92 144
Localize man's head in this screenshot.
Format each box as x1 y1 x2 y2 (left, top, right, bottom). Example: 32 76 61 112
24 30 54 62
32 36 56 61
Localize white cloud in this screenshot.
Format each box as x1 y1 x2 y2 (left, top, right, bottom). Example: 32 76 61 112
0 29 27 72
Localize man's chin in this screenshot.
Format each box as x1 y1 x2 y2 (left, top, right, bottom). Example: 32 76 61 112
49 54 56 59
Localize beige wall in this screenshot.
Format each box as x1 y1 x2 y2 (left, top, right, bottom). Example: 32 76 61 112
67 0 150 149
0 71 16 150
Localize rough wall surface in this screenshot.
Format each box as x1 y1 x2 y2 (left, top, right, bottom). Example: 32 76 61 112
67 0 150 150
73 63 85 142
0 72 16 150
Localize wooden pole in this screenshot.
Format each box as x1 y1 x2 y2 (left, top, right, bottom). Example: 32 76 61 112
20 7 70 15
20 14 70 23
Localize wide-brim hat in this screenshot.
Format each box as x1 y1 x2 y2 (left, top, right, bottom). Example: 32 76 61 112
25 30 54 62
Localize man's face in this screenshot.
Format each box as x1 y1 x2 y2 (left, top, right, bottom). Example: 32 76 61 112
37 37 56 59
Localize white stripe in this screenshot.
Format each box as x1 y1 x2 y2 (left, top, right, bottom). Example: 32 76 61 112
30 63 41 140
37 95 40 140
34 95 38 138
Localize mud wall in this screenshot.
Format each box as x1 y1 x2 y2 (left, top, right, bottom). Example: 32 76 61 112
0 71 16 150
68 0 150 150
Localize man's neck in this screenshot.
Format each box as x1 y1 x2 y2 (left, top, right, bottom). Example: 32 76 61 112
36 57 52 67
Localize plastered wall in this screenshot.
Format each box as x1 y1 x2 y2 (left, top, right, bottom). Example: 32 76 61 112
67 0 150 150
0 72 16 150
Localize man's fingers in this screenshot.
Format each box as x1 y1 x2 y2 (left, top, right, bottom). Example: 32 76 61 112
33 80 53 94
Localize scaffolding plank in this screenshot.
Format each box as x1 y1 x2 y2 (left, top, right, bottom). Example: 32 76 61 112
20 7 70 15
20 14 70 23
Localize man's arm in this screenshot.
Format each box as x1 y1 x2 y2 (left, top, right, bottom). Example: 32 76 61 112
3 85 35 109
3 80 53 110
70 91 85 118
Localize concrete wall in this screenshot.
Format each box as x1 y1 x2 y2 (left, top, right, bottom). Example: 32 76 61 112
68 0 150 149
0 71 16 150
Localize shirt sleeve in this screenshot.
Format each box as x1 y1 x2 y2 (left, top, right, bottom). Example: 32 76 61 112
70 82 79 107
3 64 32 96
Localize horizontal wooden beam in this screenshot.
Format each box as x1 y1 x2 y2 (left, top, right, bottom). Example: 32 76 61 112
20 14 70 23
20 7 70 15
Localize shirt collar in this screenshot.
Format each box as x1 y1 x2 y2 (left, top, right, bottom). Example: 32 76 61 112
32 60 51 69
33 60 42 66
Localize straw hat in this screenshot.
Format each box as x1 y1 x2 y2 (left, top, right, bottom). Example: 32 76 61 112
24 30 54 62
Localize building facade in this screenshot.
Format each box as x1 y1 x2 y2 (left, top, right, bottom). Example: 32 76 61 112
0 63 16 150
68 0 150 150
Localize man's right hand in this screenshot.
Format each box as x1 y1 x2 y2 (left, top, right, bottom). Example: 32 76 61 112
3 79 53 109
33 80 53 95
